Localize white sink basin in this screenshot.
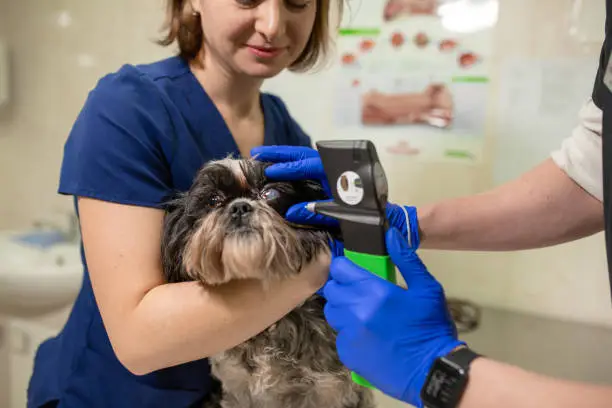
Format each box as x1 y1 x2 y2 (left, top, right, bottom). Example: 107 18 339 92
0 229 83 317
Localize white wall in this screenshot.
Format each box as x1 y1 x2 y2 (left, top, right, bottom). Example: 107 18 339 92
0 0 609 339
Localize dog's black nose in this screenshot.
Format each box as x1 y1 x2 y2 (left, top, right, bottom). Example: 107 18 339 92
230 201 252 219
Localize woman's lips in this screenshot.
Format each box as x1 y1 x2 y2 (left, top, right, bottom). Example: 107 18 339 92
247 45 285 59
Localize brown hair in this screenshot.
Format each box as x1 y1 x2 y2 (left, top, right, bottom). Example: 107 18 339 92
157 0 343 72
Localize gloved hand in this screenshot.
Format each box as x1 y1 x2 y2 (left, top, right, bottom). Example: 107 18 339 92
329 238 345 259
287 201 420 249
322 228 464 407
251 145 421 249
251 145 332 196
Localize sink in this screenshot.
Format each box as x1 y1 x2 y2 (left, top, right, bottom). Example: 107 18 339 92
0 229 83 317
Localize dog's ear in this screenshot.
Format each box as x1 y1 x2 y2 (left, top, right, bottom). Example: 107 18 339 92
161 193 194 284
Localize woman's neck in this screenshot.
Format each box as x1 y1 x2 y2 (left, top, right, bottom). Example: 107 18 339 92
189 54 263 120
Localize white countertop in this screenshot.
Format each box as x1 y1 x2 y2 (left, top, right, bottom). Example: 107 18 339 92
460 306 612 385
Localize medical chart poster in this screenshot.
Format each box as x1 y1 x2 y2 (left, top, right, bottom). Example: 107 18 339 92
330 0 498 163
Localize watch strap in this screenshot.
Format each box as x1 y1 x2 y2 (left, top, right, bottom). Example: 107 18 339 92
444 346 481 370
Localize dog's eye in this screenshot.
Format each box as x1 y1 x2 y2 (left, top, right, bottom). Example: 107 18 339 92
261 188 280 201
208 194 223 207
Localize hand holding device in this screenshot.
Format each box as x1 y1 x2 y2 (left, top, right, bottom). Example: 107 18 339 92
286 200 421 249
250 145 421 249
323 227 465 406
251 145 332 197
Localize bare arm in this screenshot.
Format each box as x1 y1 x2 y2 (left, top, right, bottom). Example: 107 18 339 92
79 197 328 376
417 158 604 251
459 357 612 408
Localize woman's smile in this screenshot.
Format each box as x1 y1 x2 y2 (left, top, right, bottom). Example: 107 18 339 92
246 44 287 59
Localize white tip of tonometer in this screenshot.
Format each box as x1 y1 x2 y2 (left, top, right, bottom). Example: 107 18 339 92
305 202 316 213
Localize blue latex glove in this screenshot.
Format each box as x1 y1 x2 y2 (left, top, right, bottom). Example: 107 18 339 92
250 145 421 249
251 145 332 196
329 238 345 259
323 228 464 407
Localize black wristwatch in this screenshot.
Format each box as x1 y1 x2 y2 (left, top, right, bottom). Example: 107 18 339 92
420 346 481 408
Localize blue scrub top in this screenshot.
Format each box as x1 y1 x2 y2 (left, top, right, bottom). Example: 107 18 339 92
27 56 312 408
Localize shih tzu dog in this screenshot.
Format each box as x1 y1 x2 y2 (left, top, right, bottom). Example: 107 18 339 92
160 157 376 408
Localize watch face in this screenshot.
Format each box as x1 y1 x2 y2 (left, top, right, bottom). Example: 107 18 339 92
421 359 467 407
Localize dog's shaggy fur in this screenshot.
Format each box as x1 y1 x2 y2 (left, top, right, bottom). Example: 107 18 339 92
160 158 376 408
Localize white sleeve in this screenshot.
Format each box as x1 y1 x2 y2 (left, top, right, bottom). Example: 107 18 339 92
550 98 603 202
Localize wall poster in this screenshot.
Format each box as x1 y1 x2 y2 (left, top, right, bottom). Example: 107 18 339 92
331 0 499 163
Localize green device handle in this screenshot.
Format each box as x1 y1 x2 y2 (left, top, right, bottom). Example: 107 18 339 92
312 139 395 388
344 249 397 388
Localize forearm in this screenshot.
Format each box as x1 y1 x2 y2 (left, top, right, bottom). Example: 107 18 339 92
418 159 603 251
459 358 612 408
116 261 325 375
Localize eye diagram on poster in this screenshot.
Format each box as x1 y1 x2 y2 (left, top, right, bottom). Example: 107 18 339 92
332 0 498 163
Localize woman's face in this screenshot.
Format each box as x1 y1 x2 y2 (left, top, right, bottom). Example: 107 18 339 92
193 0 318 79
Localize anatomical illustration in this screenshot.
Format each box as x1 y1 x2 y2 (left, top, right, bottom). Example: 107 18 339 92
331 0 493 164
383 0 438 21
361 83 454 128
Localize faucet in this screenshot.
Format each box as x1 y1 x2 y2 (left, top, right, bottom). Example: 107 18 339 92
64 212 81 243
32 211 81 243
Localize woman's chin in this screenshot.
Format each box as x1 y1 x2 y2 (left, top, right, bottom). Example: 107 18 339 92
233 52 292 79
240 64 286 80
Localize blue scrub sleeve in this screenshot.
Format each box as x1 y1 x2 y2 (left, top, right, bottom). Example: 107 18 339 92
58 67 175 208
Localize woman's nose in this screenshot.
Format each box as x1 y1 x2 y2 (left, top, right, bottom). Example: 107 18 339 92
255 0 286 42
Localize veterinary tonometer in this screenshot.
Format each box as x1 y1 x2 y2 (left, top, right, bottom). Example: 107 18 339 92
307 139 397 389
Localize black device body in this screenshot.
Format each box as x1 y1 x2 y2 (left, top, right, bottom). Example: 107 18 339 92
315 140 389 255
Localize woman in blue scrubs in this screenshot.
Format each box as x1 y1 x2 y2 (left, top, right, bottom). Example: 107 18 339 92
27 1 342 407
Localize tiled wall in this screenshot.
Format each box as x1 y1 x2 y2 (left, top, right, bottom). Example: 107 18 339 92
0 0 172 228
0 0 610 336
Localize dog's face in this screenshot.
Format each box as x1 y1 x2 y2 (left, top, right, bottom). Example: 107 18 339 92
161 158 335 286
